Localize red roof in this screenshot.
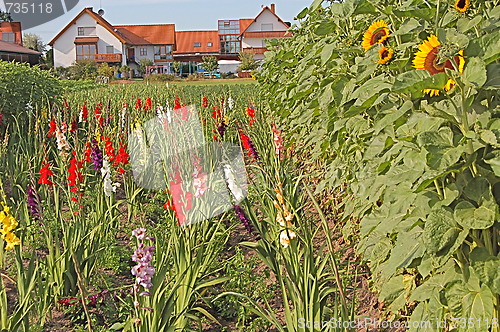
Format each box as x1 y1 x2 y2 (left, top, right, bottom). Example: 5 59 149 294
239 19 253 34
49 8 175 46
115 25 176 45
174 31 219 54
0 40 41 54
49 8 127 45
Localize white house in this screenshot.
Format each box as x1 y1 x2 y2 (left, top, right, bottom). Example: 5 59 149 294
239 4 291 60
48 7 176 74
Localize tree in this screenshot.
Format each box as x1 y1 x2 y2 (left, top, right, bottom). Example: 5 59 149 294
238 50 259 71
0 10 13 22
23 33 47 53
172 61 182 76
138 58 154 77
97 63 114 78
200 56 218 78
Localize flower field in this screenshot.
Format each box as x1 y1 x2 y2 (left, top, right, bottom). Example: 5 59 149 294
0 0 499 331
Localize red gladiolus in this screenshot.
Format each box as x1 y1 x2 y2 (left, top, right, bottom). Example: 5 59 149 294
48 118 56 137
95 105 103 126
84 142 92 163
211 106 221 119
38 162 54 186
102 136 115 161
202 96 208 108
135 98 142 110
70 121 78 133
246 106 256 127
169 171 194 225
174 97 182 110
145 98 152 110
81 103 88 122
238 129 260 159
114 141 129 167
67 153 84 199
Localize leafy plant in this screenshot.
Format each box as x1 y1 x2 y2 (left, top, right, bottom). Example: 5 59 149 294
260 0 500 329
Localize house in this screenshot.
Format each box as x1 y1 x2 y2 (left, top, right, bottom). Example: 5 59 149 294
48 7 176 75
0 22 41 65
239 4 291 60
48 4 290 75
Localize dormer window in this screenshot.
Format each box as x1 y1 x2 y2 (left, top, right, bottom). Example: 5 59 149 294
207 42 213 47
1 32 15 43
194 42 201 47
78 27 96 36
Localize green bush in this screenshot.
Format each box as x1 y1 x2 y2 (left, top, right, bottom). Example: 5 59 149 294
68 60 98 80
0 60 61 116
97 63 114 78
145 73 176 82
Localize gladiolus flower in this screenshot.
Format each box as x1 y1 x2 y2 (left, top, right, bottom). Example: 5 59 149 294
202 96 208 108
38 162 54 186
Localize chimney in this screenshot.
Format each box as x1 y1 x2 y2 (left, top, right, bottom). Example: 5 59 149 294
270 3 275 13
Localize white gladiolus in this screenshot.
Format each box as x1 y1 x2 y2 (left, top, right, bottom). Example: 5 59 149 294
55 127 70 151
101 158 120 197
223 164 244 202
227 96 234 110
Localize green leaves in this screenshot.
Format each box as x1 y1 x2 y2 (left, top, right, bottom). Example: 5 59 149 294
259 0 500 326
463 57 487 87
423 208 467 257
393 71 448 95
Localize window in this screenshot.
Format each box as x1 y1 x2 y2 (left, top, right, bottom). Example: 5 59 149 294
207 42 213 47
218 20 240 35
261 24 273 31
154 45 173 61
76 44 97 60
106 46 114 54
1 32 15 43
77 27 96 36
194 42 201 47
140 47 147 56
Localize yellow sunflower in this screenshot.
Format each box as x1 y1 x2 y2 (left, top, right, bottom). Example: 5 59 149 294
413 35 465 96
378 46 394 64
362 20 390 51
455 0 470 13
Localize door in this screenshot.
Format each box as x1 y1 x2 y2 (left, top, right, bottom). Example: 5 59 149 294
127 48 135 62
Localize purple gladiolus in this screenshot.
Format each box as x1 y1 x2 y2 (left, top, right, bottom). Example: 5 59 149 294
233 205 259 239
91 138 103 170
27 185 42 223
217 121 227 138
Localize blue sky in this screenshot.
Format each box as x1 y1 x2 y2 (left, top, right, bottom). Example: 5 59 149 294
24 0 312 45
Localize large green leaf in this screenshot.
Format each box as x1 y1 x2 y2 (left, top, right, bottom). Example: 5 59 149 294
423 208 467 257
454 201 495 229
470 247 500 294
393 71 448 95
463 57 487 88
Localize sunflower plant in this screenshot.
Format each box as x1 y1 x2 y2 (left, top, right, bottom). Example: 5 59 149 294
260 0 499 330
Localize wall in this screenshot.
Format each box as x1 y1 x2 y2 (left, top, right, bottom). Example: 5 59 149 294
52 12 123 67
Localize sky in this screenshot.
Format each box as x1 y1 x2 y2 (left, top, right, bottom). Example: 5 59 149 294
23 0 312 45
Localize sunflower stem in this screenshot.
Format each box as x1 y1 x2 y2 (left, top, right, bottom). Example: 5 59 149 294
435 0 441 32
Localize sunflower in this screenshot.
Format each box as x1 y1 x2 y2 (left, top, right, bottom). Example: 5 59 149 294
378 46 393 64
413 35 465 96
455 0 470 13
362 20 390 51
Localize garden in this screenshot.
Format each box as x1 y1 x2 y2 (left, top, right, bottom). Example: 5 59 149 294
0 0 499 331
